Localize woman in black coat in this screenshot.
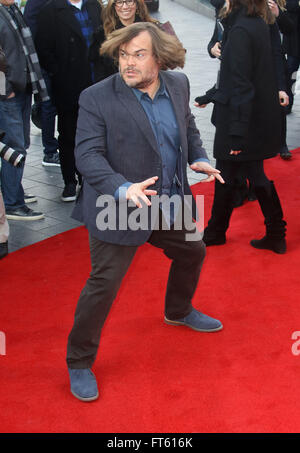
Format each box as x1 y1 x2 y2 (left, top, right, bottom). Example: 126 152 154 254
202 0 287 254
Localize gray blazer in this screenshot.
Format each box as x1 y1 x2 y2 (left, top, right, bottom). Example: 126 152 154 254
0 7 28 97
72 70 208 245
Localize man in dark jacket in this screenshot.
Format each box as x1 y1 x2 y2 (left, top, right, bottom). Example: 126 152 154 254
35 0 106 201
66 22 224 402
0 0 46 220
24 0 60 167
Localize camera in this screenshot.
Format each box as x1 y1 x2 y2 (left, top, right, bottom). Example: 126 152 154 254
0 130 25 167
0 145 25 167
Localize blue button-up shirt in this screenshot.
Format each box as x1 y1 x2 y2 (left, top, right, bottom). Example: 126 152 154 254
115 78 209 226
132 79 180 197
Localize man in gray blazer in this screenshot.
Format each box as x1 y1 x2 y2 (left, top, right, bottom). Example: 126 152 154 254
66 22 224 402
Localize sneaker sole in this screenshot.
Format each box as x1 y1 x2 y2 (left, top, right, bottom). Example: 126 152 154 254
6 214 45 221
42 162 61 167
25 198 37 204
71 389 99 402
164 317 223 332
61 196 76 202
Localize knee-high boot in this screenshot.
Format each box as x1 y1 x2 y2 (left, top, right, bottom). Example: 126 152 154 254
250 181 287 254
203 180 235 246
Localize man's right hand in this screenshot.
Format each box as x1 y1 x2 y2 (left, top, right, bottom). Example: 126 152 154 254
126 176 158 208
7 92 15 99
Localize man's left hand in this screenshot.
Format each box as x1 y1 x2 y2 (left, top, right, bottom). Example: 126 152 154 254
189 161 225 184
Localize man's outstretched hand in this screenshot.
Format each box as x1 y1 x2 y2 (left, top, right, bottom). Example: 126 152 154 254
189 161 225 184
126 176 158 208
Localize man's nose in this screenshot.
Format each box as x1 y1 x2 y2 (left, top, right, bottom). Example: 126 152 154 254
127 54 136 65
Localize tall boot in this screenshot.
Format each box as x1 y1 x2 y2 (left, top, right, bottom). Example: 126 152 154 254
203 180 235 246
247 181 257 201
250 181 287 254
232 179 249 208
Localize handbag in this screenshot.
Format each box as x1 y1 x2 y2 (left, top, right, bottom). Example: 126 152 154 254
157 21 177 36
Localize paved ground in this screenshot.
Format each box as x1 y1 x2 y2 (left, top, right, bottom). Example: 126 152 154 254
4 0 300 252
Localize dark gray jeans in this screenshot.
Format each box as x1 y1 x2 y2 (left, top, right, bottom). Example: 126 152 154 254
66 222 206 369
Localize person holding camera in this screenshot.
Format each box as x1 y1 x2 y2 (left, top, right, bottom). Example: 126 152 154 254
0 0 46 220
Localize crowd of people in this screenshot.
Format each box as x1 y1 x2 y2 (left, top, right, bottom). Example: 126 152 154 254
0 0 298 259
0 0 299 398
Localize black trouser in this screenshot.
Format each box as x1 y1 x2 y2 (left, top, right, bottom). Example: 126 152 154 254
57 107 80 186
66 219 206 369
216 159 270 186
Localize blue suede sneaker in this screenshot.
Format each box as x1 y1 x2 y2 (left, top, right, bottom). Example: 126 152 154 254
164 308 223 332
68 368 99 402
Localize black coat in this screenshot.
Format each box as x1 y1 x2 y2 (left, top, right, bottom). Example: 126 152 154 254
211 7 281 161
35 0 106 110
281 0 300 57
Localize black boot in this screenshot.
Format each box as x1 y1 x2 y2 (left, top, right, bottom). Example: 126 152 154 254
250 181 286 254
203 181 235 246
0 241 8 259
232 180 249 208
247 181 257 201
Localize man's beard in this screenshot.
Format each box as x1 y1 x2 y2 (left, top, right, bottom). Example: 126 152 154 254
120 67 156 89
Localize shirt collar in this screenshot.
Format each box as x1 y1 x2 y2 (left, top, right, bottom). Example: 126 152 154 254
132 75 169 102
68 0 86 9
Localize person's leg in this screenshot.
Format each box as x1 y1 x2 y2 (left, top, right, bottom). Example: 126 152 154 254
0 92 44 220
57 108 79 200
279 106 292 160
203 159 239 246
0 191 9 259
246 161 286 254
148 211 222 331
286 55 300 114
40 71 60 166
66 235 138 370
0 93 27 210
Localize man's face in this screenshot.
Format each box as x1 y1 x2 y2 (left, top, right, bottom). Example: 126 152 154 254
0 0 15 5
119 31 160 91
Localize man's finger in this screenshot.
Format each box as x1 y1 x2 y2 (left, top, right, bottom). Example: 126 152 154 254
200 174 215 183
130 194 142 208
140 176 159 189
144 189 157 196
129 192 152 208
214 173 225 184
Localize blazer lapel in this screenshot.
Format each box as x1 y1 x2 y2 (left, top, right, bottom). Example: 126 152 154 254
160 71 187 151
115 75 160 157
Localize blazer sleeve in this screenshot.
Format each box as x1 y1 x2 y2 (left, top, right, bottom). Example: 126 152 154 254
75 88 128 196
182 74 209 163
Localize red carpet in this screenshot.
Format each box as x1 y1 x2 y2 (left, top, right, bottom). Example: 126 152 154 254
1 150 300 433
